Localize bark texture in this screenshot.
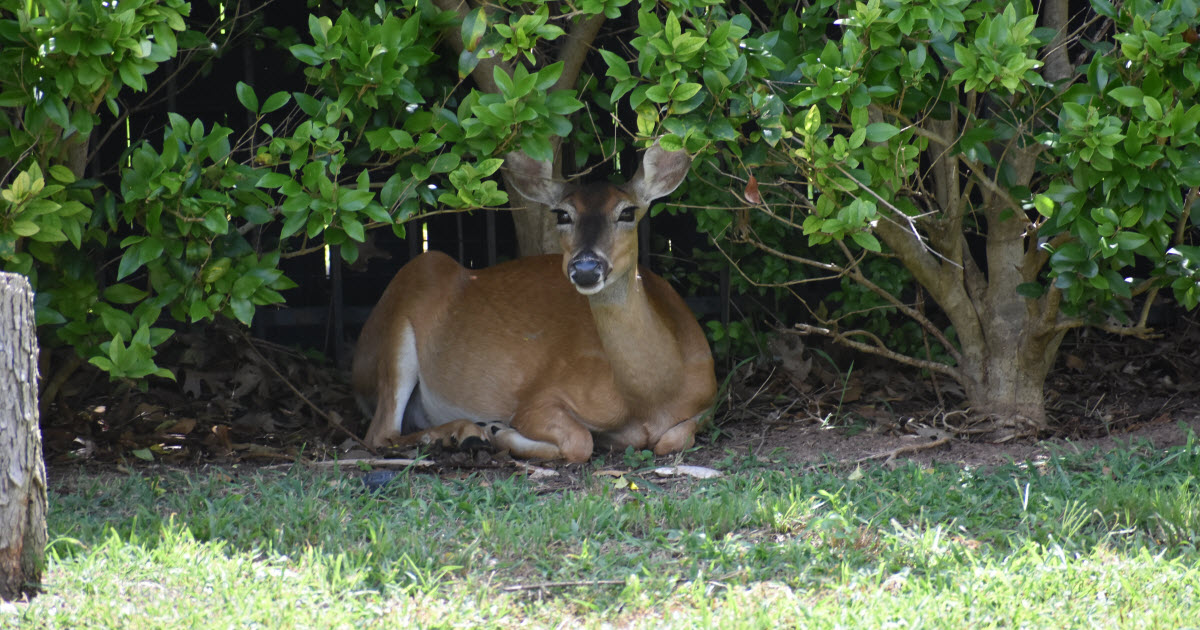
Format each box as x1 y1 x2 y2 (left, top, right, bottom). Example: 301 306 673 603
867 86 1059 437
0 273 46 601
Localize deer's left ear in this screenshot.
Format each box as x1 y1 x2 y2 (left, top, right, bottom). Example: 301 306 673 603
627 141 692 207
504 152 565 207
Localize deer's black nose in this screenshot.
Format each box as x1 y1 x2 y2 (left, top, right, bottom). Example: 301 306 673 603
568 255 607 290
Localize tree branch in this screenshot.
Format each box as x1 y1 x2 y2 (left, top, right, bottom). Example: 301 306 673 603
552 14 605 92
832 239 965 366
907 123 1026 219
787 324 962 380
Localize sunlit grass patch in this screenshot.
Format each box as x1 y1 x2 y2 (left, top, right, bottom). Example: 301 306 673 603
9 431 1200 628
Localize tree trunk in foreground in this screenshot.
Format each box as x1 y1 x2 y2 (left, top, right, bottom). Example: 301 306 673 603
0 273 46 601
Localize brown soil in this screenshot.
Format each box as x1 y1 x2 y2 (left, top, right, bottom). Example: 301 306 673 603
696 410 1200 470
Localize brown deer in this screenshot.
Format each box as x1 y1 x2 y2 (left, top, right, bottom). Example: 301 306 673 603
351 143 716 462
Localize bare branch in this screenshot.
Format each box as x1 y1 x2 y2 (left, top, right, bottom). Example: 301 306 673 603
906 123 1026 219
736 233 847 276
832 239 966 366
1176 186 1198 245
1136 286 1161 330
787 325 962 380
1048 317 1160 338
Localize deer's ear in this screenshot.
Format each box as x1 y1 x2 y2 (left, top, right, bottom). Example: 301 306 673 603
504 152 565 207
627 141 692 207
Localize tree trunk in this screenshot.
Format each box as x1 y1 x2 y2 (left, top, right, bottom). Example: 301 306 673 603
958 314 1065 438
875 109 1062 439
503 148 564 257
1040 0 1073 83
881 214 1060 438
0 273 47 601
508 203 563 257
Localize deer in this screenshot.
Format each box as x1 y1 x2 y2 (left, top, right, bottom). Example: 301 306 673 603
351 142 717 463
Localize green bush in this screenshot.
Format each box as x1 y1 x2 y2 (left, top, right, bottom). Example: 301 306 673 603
4 0 1199 435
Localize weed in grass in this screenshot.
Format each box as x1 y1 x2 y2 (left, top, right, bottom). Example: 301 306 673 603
622 447 657 470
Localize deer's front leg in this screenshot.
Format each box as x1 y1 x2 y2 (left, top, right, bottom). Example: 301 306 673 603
489 401 595 463
377 419 491 452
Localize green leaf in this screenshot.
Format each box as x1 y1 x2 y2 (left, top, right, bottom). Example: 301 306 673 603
30 225 67 243
599 49 631 81
1033 194 1054 217
343 218 365 242
48 165 77 184
536 62 564 91
658 135 684 152
1113 231 1149 251
429 152 461 174
851 231 881 252
261 92 291 114
236 82 259 113
672 82 703 102
104 284 149 305
1142 96 1163 120
0 91 27 107
10 221 39 237
459 50 481 78
118 61 147 91
849 127 867 149
1107 86 1143 107
152 367 177 381
258 172 292 188
280 209 308 238
646 84 671 103
493 66 516 99
546 91 583 115
461 7 488 52
290 44 324 66
230 297 254 326
202 209 230 234
864 122 901 143
665 12 682 42
672 34 707 58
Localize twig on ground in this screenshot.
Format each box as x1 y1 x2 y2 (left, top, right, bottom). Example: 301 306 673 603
500 571 742 593
805 435 952 471
501 579 627 592
265 457 434 470
855 436 952 466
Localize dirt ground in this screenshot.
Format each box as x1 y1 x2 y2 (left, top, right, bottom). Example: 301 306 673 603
701 409 1200 470
37 319 1200 476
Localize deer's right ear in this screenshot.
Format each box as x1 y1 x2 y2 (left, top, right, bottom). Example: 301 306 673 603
627 141 692 207
504 152 564 208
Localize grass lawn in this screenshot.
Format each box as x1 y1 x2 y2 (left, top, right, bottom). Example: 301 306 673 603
7 432 1200 628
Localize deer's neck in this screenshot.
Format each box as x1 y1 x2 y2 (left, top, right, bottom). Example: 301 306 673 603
588 266 682 401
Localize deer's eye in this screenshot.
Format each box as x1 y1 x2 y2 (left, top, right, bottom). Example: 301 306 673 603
552 209 573 225
617 207 637 223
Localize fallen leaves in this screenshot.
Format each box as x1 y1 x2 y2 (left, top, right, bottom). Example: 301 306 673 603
41 320 358 466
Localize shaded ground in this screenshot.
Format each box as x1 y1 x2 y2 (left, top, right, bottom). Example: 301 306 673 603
38 317 1200 477
705 407 1200 470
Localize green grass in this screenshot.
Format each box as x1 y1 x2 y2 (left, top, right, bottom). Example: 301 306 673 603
9 431 1200 628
